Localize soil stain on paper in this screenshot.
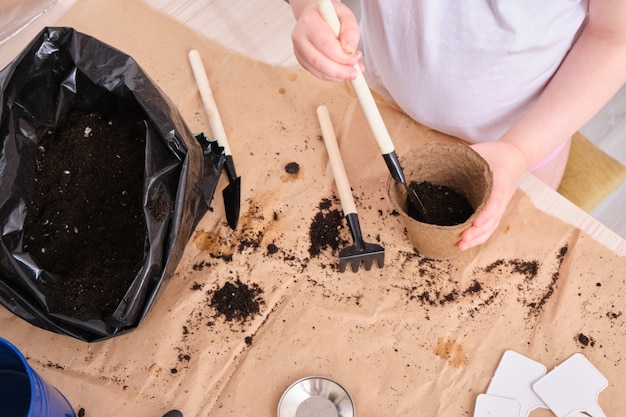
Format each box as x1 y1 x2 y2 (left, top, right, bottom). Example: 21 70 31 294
433 338 468 368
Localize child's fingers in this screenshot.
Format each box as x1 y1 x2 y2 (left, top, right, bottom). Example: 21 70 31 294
458 216 500 251
312 30 361 68
290 0 362 81
457 190 505 250
297 23 361 80
335 3 361 55
293 39 358 81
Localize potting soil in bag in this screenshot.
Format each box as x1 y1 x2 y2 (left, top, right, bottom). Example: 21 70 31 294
0 27 225 342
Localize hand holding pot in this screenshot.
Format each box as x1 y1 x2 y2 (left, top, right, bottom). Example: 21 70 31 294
459 141 527 251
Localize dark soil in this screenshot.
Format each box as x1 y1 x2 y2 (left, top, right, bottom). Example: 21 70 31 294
577 333 595 347
22 100 147 317
308 197 348 257
396 245 570 322
209 278 265 322
484 259 539 280
523 245 567 316
408 181 474 225
285 162 300 174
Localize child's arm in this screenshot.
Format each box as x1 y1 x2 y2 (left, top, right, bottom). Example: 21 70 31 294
459 0 626 251
289 0 362 81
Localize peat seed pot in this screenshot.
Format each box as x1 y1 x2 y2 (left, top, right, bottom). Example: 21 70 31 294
387 142 493 259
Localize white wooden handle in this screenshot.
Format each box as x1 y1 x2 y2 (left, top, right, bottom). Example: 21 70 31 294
316 105 357 216
188 49 232 156
317 0 395 155
317 0 341 34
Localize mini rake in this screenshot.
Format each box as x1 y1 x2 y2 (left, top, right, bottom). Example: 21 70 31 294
316 105 384 273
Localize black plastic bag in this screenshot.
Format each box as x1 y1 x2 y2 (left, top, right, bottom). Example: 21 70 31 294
0 27 224 342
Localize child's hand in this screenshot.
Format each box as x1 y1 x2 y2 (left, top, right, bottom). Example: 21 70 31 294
290 0 362 82
458 141 527 251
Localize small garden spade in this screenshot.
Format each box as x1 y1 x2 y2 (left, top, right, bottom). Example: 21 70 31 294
189 50 241 229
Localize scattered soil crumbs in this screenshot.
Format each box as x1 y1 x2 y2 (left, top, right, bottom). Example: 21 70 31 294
479 248 567 318
209 278 265 323
408 181 474 225
397 245 569 320
22 98 149 317
607 311 623 320
395 254 500 319
193 197 310 272
238 230 264 253
523 245 568 317
308 197 348 257
171 319 197 374
193 200 268 261
483 259 539 281
173 274 271 374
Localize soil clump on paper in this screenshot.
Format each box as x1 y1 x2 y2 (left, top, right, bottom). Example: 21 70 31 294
308 197 348 257
209 278 265 323
285 162 300 174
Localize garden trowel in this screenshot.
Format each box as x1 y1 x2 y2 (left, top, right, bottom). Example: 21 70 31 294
189 49 241 229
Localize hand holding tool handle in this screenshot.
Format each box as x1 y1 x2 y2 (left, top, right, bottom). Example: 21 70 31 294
188 49 232 157
317 0 395 156
316 104 357 215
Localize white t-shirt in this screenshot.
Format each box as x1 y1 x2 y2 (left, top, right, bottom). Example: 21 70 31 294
359 1 588 143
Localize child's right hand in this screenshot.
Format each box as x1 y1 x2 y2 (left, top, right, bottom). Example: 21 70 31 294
290 0 362 82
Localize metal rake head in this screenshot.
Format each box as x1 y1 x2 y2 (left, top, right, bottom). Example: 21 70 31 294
338 243 385 273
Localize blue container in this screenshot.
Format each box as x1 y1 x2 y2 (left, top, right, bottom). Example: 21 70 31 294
0 338 75 417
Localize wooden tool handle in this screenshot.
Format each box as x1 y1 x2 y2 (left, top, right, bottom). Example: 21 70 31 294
188 49 232 156
316 105 357 216
317 0 395 155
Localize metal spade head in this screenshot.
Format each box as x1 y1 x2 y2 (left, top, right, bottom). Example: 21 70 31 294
223 176 241 229
222 155 241 230
383 151 428 220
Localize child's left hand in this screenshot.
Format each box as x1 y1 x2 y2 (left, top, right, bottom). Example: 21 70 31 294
458 141 528 251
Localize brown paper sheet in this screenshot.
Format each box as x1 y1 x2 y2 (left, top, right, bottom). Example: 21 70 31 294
1 1 625 416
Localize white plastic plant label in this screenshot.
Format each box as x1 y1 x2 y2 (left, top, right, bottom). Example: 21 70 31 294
486 350 549 417
473 393 521 417
532 353 607 417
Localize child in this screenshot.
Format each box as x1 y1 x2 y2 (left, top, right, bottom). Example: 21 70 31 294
289 0 626 251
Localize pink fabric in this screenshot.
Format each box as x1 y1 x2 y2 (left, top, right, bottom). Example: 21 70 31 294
529 139 570 172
